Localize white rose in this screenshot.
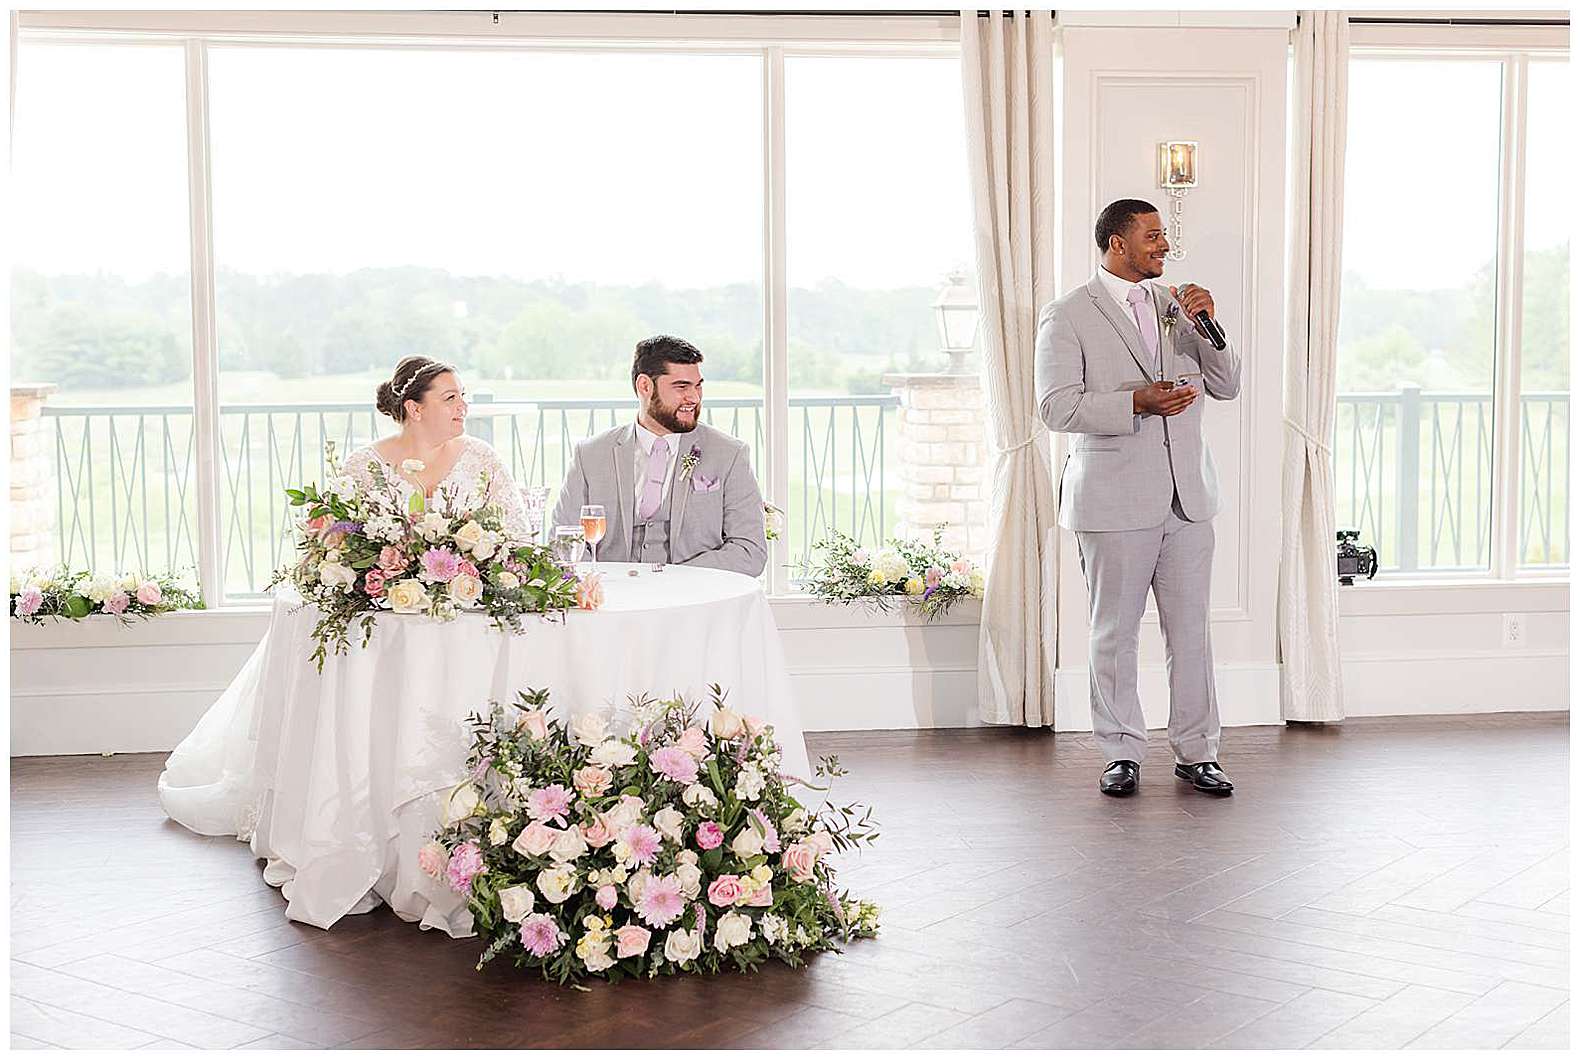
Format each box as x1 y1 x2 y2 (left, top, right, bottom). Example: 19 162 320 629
970 569 985 595
488 818 511 846
590 739 638 769
713 911 752 953
440 781 483 825
498 884 535 923
653 806 686 844
729 824 765 859
676 849 699 867
318 562 357 591
416 511 450 543
453 520 485 554
675 861 703 901
448 572 483 608
495 569 521 590
549 826 588 864
626 868 653 905
782 808 807 835
582 945 616 973
386 578 431 614
119 573 139 592
681 783 718 809
571 712 610 748
324 549 343 563
664 927 703 964
473 534 499 561
709 707 746 741
400 458 426 474
604 795 646 832
536 865 577 904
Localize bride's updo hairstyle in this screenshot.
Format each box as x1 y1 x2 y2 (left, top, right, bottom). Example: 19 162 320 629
376 356 455 422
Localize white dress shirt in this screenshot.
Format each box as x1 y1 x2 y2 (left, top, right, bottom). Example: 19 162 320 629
1096 265 1162 369
633 421 682 514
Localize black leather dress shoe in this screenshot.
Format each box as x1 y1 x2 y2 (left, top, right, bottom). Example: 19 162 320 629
1174 761 1234 795
1099 760 1140 797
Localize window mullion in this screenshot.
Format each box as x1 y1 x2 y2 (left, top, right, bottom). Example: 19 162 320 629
762 45 790 595
184 38 224 607
1491 53 1529 578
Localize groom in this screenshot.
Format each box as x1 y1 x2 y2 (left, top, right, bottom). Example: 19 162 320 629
1035 199 1242 798
552 335 767 577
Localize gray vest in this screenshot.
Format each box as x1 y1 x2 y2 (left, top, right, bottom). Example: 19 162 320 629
632 515 671 564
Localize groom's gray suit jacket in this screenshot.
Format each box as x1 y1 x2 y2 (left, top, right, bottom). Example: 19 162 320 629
551 421 767 577
1034 273 1242 530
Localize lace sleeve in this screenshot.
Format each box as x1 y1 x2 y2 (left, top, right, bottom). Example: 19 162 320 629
469 438 533 543
340 446 384 495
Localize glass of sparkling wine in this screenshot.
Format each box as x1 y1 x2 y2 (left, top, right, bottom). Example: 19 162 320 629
579 504 607 568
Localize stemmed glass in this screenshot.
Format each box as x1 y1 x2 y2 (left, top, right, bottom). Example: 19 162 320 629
580 504 607 568
551 525 586 571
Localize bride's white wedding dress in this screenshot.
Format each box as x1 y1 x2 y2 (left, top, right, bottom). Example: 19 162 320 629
157 434 533 935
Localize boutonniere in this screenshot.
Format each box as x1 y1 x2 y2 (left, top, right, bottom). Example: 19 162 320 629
679 445 702 480
1163 303 1181 336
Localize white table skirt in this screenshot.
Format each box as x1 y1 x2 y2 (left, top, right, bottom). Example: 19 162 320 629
158 563 811 938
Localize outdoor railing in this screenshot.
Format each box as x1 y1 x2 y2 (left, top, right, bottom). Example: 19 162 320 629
43 394 899 596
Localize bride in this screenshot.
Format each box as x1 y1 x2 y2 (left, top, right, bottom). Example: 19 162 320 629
157 356 535 935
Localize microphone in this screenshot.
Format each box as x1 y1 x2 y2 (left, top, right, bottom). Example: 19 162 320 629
1171 286 1227 351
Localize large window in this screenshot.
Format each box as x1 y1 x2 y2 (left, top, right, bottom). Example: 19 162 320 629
1337 48 1570 576
12 22 976 603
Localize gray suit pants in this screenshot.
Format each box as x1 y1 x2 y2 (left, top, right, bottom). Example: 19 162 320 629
1074 495 1221 766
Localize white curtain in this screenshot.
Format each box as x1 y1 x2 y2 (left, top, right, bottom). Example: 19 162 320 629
961 10 1059 726
1278 11 1350 723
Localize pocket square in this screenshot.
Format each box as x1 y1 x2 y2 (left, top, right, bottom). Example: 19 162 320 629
692 474 721 493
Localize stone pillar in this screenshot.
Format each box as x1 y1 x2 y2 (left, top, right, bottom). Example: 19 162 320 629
884 372 990 563
11 383 58 575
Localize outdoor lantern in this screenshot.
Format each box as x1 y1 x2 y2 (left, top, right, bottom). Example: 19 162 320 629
1157 140 1198 261
932 270 981 374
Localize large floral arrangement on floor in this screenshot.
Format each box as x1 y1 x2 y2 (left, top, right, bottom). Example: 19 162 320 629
270 443 581 670
800 527 984 619
10 566 201 624
427 686 880 984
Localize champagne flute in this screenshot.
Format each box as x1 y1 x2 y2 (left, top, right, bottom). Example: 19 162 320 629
579 504 607 569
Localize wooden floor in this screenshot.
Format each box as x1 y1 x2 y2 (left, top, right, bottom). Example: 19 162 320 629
9 712 1570 1050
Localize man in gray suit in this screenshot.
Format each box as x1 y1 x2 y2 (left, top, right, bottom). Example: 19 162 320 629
1035 199 1242 797
552 335 767 577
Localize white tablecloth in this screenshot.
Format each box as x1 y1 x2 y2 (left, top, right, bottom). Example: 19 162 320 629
158 563 810 938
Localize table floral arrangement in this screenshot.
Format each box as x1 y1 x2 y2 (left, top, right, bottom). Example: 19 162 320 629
271 443 584 671
10 566 201 624
426 685 880 984
799 527 984 619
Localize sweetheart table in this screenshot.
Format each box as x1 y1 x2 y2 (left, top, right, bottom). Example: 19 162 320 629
157 563 812 938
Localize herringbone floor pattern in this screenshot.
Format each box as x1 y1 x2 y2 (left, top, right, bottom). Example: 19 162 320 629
9 712 1570 1049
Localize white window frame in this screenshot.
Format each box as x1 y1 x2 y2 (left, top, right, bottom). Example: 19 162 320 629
17 10 964 605
1345 21 1570 585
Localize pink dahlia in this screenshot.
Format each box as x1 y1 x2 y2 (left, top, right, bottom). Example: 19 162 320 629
420 547 462 583
518 913 567 958
445 841 484 894
623 824 663 867
695 821 724 850
649 746 699 786
635 874 686 928
527 784 572 823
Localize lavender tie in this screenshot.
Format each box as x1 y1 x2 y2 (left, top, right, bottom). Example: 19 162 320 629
637 436 669 522
1127 285 1160 369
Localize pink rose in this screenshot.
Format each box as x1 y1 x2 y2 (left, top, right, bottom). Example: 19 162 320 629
745 883 773 908
614 924 651 958
305 514 330 535
706 874 745 907
595 884 619 910
518 708 549 742
743 715 769 738
362 569 387 597
378 545 405 571
781 841 818 883
694 821 724 851
675 727 708 759
103 591 129 615
807 830 836 858
951 558 972 576
135 581 162 606
417 841 447 879
457 558 479 579
580 816 615 849
512 822 559 858
573 765 613 798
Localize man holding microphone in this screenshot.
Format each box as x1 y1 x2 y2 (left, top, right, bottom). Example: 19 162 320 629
1035 198 1243 797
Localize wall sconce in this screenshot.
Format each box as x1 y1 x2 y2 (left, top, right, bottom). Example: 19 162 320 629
1157 140 1197 262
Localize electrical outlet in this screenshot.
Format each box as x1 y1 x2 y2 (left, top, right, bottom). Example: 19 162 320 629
1502 613 1526 648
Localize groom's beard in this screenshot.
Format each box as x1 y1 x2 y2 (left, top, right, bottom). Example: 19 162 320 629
645 395 699 434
